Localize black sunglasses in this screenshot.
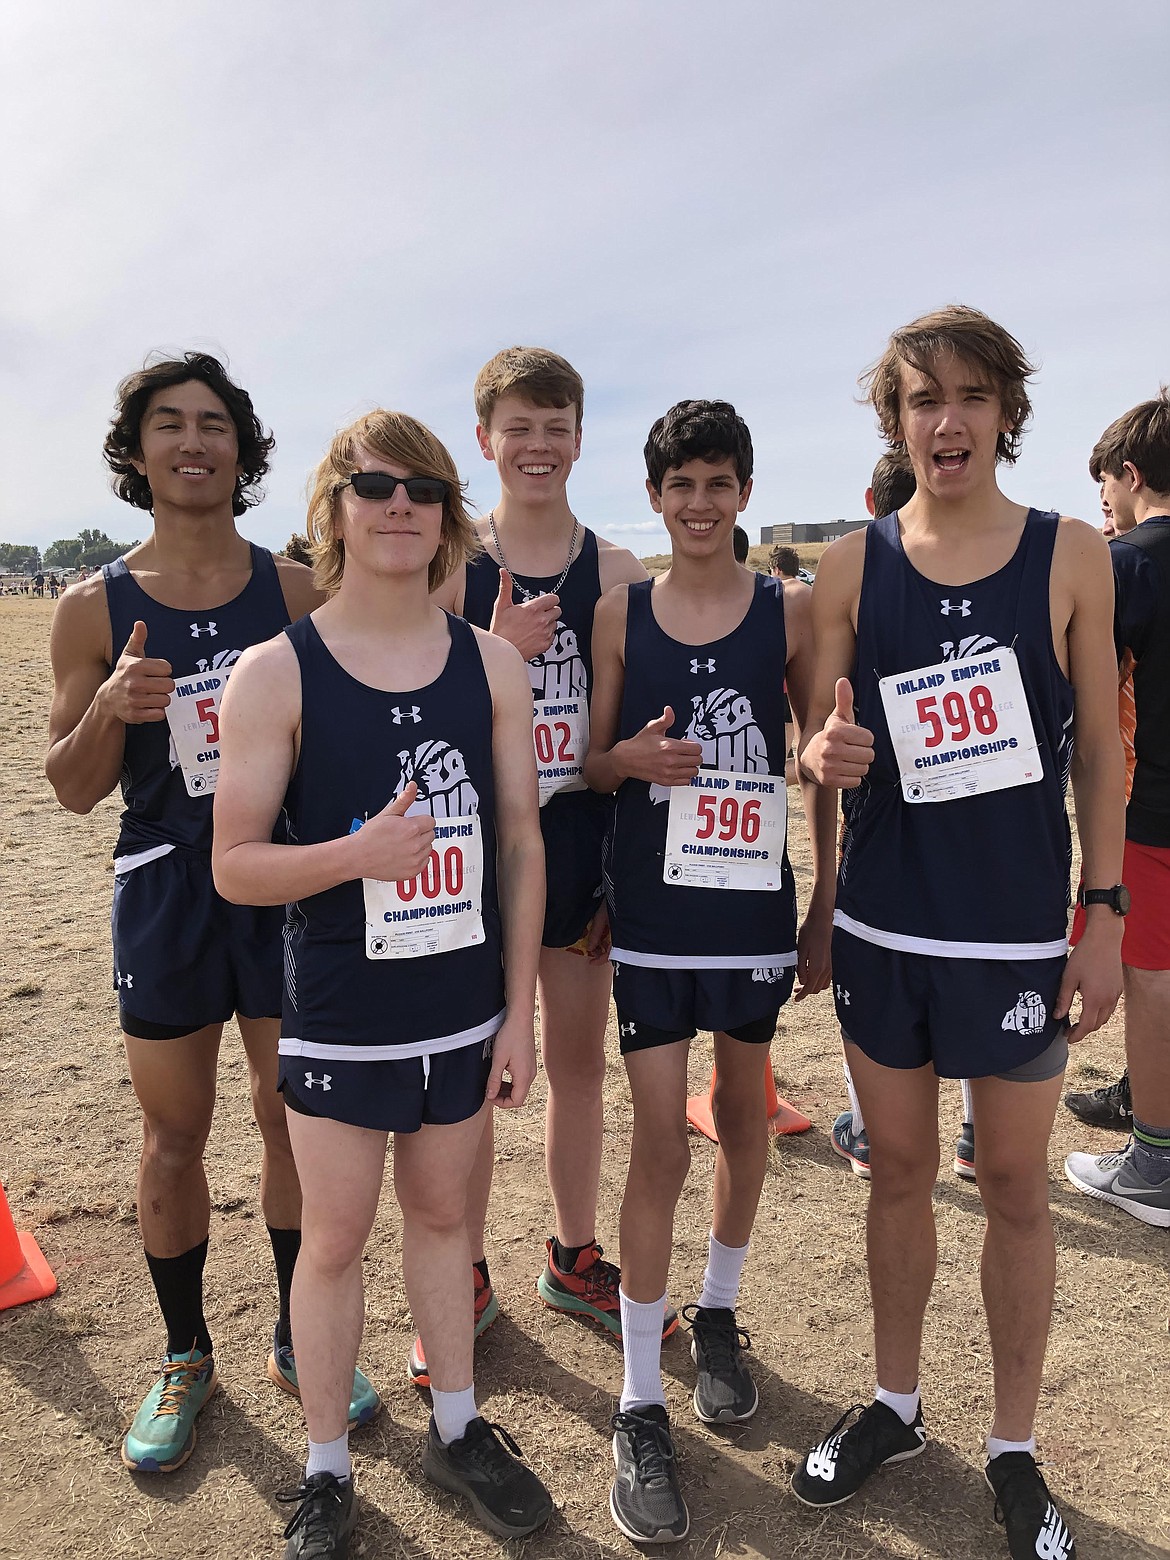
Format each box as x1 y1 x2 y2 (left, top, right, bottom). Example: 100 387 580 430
345 472 450 505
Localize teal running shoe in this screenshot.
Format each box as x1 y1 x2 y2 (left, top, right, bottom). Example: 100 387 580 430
121 1348 218 1473
268 1328 382 1428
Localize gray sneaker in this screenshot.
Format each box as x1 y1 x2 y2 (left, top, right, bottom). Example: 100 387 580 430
1064 1143 1170 1229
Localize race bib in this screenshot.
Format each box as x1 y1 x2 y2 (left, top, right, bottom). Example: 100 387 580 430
878 647 1043 803
165 670 230 796
533 698 588 806
363 816 484 959
663 769 786 890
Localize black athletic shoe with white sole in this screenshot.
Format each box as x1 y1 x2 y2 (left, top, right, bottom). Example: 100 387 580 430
421 1416 553 1539
791 1399 926 1507
610 1405 690 1543
684 1305 758 1424
1063 1071 1131 1130
277 1473 357 1559
986 1451 1076 1559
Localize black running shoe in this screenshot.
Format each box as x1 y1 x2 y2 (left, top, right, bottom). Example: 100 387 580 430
685 1304 758 1424
1064 1071 1131 1130
421 1415 553 1539
986 1451 1076 1559
791 1400 926 1507
276 1473 356 1559
610 1404 690 1543
954 1120 977 1181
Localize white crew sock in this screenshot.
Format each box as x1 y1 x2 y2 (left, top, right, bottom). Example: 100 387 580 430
432 1384 478 1445
987 1433 1036 1462
875 1384 921 1426
619 1288 667 1413
844 1059 865 1136
697 1232 750 1311
305 1432 351 1482
960 1078 974 1125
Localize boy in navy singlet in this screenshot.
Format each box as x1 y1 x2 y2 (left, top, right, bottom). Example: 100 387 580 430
430 347 657 1374
792 308 1125 1560
1065 390 1170 1226
45 355 379 1477
586 401 835 1543
213 410 552 1554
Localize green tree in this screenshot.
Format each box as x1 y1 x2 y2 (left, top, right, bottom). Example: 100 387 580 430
0 543 40 572
44 538 84 569
45 530 138 569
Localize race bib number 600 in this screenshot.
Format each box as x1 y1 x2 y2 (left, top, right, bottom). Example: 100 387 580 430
663 769 786 890
165 670 230 796
878 647 1043 803
363 816 484 959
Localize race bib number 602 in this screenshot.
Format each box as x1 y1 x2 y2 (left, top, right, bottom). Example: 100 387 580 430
363 816 485 959
663 769 786 890
878 647 1043 803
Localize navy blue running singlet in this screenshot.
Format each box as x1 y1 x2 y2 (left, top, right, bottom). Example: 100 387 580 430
606 575 797 969
104 546 290 860
836 510 1074 957
279 613 505 1059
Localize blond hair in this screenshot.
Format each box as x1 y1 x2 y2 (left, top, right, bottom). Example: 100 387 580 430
306 410 479 594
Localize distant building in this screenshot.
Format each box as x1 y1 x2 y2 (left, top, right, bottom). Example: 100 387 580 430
759 520 868 545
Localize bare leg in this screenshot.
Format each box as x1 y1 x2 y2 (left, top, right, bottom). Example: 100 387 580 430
970 1072 1063 1442
239 1015 302 1229
710 1033 771 1249
283 1112 386 1443
1123 965 1170 1124
125 1025 222 1258
620 1044 692 1302
845 1041 939 1393
395 1104 492 1393
539 944 612 1247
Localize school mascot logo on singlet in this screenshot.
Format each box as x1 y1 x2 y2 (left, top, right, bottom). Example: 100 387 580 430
650 687 768 805
940 632 1000 662
1002 990 1047 1036
528 621 587 702
393 739 480 818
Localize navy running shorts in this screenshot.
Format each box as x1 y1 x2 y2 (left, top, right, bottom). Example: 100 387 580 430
540 789 609 949
832 927 1069 1079
279 1035 494 1133
612 960 795 1054
112 849 283 1037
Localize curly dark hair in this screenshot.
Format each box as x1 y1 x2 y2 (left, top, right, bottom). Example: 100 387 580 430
644 400 753 492
103 352 274 516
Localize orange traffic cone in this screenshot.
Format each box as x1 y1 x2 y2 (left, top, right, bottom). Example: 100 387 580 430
686 1050 811 1142
0 1182 57 1312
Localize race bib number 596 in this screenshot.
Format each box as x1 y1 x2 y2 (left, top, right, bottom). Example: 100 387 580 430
363 817 484 959
878 647 1043 803
663 769 786 890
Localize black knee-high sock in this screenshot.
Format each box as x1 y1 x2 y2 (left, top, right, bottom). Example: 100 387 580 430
267 1226 301 1350
144 1238 213 1358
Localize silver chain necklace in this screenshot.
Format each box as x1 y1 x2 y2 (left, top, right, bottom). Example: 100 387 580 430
487 510 580 600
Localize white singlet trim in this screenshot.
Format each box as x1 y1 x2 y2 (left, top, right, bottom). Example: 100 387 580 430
833 910 1068 962
279 1007 505 1063
609 947 798 971
113 842 175 875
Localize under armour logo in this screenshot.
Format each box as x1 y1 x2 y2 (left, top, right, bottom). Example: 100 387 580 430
690 659 716 674
190 621 218 637
391 706 422 724
115 970 133 989
619 1021 637 1038
939 600 971 617
304 1072 332 1091
835 984 850 1005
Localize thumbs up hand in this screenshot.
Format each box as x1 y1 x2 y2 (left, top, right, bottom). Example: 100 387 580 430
618 705 704 787
102 620 176 724
802 677 875 788
488 568 561 661
349 783 436 883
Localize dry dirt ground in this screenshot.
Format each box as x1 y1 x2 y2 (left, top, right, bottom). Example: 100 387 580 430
0 595 1166 1560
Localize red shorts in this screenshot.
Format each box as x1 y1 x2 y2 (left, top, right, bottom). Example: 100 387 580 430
1070 837 1170 971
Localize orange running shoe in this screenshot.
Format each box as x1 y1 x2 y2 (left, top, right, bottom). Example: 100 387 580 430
409 1262 499 1388
536 1238 678 1339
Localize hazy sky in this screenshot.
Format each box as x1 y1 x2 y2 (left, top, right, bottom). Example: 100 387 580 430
2 1 1166 558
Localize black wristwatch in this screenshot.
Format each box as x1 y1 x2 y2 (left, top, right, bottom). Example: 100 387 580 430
1078 884 1131 916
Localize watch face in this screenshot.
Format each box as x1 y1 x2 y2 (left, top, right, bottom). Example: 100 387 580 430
1117 884 1132 916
